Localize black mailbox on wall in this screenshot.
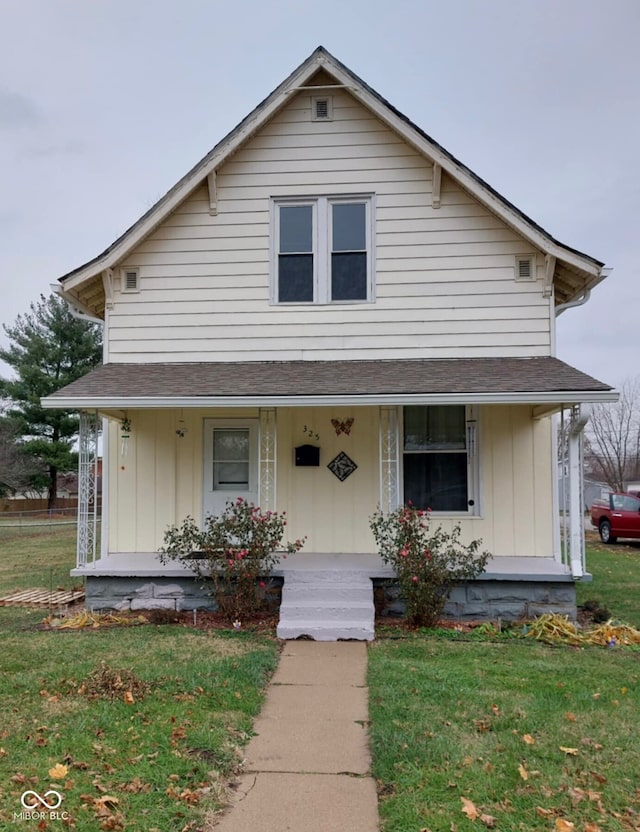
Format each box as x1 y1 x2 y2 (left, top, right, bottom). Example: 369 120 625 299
295 444 320 467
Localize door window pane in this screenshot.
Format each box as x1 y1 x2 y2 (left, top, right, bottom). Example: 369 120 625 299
213 429 250 490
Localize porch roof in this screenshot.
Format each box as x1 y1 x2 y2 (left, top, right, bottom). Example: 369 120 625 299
42 357 615 409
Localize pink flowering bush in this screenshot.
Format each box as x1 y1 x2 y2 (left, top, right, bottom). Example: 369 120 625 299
160 498 306 619
369 504 490 627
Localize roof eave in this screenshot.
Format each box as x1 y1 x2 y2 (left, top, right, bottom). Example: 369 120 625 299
41 389 619 410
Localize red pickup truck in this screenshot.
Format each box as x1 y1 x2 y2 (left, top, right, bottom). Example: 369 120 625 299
590 492 640 543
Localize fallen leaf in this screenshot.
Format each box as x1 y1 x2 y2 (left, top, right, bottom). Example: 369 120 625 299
536 807 554 818
555 820 575 831
559 746 578 755
584 824 602 832
461 797 479 821
490 704 500 715
123 691 135 705
48 763 69 779
523 734 535 745
95 796 119 807
518 764 529 781
568 787 585 805
480 813 497 827
565 712 577 722
589 771 608 784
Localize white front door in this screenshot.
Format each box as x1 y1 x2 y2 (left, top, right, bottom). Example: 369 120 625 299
203 419 259 518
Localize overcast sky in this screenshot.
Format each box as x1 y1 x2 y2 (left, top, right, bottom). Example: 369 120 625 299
1 0 638 389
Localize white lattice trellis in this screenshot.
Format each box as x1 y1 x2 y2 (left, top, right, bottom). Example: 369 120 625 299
379 406 399 512
77 411 100 567
259 408 277 511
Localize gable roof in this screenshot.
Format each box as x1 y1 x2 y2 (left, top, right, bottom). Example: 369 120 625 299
58 46 605 308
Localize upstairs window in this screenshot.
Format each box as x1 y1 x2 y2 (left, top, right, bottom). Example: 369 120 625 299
272 196 373 304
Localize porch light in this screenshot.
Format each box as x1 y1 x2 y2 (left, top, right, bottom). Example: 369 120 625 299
120 416 132 456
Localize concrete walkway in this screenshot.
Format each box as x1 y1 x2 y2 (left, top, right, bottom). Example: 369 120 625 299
213 641 379 831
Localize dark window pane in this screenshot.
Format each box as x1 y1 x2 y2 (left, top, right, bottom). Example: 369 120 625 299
331 252 367 300
280 205 312 253
214 462 249 490
278 254 314 302
332 203 366 251
404 405 466 450
403 453 468 511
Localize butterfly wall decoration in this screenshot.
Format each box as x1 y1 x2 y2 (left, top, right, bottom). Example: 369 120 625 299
331 417 354 436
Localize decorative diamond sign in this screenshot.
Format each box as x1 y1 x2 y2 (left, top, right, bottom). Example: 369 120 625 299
327 451 358 482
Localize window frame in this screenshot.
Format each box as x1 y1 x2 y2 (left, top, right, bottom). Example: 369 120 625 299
270 194 375 305
400 404 480 516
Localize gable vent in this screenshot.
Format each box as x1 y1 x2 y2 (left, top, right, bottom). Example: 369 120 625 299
515 256 534 281
122 269 139 292
311 95 333 122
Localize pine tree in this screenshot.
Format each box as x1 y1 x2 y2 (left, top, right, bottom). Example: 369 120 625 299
0 293 102 508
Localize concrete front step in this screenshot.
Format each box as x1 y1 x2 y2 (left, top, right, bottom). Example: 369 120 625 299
279 602 374 622
277 570 375 642
277 621 375 642
281 584 373 602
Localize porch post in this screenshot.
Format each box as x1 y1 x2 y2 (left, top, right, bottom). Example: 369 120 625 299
379 406 400 513
567 404 589 578
259 408 277 512
77 411 99 568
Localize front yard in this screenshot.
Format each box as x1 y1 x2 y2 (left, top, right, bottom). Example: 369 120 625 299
0 527 279 830
0 527 638 830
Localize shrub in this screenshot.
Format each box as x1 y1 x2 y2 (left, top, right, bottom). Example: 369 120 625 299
369 504 490 627
159 498 305 620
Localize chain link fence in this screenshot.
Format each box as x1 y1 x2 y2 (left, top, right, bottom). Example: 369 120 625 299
0 507 101 536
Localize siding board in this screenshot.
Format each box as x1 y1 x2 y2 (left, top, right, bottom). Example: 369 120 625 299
112 88 550 363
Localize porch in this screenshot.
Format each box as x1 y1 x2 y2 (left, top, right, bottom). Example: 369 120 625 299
76 551 580 639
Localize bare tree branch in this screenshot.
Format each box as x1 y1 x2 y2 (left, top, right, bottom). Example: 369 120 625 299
585 377 640 491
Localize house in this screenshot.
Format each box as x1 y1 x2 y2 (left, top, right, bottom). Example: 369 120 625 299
42 47 616 639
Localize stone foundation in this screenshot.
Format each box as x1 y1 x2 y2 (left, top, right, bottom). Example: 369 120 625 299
85 576 283 612
85 573 576 622
374 578 577 621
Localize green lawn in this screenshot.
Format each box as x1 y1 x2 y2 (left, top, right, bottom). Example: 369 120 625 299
1 528 639 830
579 537 640 628
0 528 279 829
0 525 80 596
368 537 640 831
369 639 640 832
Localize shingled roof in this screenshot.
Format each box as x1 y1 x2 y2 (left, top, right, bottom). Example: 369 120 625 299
42 357 614 409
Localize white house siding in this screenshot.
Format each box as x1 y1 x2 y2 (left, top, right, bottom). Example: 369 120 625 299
108 90 551 363
106 405 553 560
480 405 554 558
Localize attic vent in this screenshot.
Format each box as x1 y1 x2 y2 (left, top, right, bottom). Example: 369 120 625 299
122 269 139 292
515 256 535 281
311 95 333 121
